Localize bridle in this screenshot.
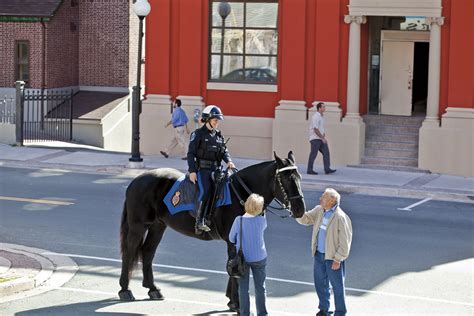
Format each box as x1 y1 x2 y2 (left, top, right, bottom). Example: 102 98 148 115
269 165 304 217
228 164 304 218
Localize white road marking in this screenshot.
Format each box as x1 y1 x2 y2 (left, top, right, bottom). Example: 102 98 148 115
44 252 474 307
0 196 74 206
397 198 432 211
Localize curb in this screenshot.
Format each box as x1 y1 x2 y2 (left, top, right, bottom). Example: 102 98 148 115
0 243 79 303
301 181 474 203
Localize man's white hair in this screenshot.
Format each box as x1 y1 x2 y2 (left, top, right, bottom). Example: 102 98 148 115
325 187 340 205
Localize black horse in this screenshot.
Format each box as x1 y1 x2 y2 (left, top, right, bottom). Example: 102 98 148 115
118 151 306 310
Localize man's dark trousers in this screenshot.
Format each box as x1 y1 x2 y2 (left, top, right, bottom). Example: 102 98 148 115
307 139 331 173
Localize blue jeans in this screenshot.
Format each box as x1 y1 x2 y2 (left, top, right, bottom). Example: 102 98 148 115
238 258 267 316
314 251 347 316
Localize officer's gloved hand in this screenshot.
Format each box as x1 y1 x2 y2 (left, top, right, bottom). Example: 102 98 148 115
189 172 197 184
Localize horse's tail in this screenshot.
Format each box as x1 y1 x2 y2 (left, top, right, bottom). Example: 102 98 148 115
120 201 143 272
120 201 128 257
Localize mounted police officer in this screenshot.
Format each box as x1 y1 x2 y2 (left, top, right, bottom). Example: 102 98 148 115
187 105 235 233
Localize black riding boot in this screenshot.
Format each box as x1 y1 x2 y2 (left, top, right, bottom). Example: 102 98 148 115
195 201 210 233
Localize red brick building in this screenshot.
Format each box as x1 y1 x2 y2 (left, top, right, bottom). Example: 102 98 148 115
0 0 137 90
142 0 473 176
0 0 140 151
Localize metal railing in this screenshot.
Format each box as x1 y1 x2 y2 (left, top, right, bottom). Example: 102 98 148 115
0 95 15 124
13 81 74 145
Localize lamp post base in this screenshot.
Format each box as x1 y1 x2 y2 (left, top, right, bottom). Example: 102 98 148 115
126 160 145 169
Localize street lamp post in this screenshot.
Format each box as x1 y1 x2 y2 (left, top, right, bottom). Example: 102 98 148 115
129 0 151 165
218 2 231 78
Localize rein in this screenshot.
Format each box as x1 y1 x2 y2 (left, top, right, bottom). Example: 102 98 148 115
228 164 302 218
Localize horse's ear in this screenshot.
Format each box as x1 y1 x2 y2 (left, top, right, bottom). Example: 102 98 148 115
274 151 284 166
288 151 295 164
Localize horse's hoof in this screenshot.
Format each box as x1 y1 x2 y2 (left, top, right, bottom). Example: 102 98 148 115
227 301 239 312
148 289 165 300
118 289 135 301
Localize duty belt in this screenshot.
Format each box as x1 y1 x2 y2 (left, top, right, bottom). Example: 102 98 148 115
197 159 219 169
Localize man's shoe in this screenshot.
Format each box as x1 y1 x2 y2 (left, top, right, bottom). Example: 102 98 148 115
160 151 169 158
316 311 327 316
325 169 336 174
181 157 187 160
307 171 318 175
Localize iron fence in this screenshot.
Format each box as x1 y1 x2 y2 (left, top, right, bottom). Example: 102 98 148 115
22 89 73 143
0 95 15 124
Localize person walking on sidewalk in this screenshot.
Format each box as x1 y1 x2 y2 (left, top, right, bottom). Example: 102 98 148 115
307 102 336 175
296 188 352 316
160 99 189 160
229 193 268 316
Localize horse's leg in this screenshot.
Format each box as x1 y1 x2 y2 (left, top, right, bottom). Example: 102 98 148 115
142 220 167 300
226 277 240 312
226 242 240 312
119 227 146 301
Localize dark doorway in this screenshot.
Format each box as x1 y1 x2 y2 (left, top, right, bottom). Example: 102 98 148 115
412 42 429 114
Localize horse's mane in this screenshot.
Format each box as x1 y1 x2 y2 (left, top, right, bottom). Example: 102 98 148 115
236 157 294 177
237 160 275 176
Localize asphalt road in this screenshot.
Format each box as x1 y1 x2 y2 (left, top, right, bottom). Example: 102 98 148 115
0 166 473 315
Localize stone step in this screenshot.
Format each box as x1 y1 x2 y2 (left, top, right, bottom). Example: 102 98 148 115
365 141 418 151
365 124 420 135
366 132 419 143
348 164 430 173
365 148 418 159
361 156 418 167
363 114 425 126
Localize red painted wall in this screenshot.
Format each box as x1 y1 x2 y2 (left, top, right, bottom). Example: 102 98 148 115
445 0 473 109
146 0 171 95
145 0 469 118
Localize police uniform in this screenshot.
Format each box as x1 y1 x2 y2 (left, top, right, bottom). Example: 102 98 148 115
187 124 231 213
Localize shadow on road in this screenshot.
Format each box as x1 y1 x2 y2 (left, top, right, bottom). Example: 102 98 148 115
15 298 142 315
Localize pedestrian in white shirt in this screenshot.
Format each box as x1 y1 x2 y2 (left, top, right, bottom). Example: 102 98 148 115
307 102 336 175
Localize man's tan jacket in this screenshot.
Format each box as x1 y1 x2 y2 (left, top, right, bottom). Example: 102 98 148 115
296 205 352 262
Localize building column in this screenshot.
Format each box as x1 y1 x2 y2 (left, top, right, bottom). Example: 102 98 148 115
344 15 366 121
424 16 445 126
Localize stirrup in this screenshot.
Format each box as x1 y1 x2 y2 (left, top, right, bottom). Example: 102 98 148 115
196 221 211 232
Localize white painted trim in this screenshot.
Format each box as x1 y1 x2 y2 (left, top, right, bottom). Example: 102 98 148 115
442 107 474 119
311 101 341 108
348 0 442 17
381 30 430 42
144 94 172 104
177 95 205 107
207 82 277 93
277 100 306 110
79 86 131 93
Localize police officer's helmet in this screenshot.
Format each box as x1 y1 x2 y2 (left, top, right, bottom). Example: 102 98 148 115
202 105 224 121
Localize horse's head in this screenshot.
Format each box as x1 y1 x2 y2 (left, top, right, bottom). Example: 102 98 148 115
273 151 306 218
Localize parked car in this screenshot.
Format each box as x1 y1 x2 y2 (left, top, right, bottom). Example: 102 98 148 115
221 67 276 83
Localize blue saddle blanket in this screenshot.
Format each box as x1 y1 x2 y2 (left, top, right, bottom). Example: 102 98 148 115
164 174 232 215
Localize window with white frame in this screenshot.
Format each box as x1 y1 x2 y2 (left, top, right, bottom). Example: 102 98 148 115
15 41 29 82
209 0 278 84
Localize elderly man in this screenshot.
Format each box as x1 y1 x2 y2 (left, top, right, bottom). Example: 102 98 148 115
296 188 352 316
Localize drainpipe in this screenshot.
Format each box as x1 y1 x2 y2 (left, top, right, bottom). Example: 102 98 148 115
41 18 46 130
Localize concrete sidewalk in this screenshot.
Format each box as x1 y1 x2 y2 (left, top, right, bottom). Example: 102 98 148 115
0 142 473 202
0 243 78 303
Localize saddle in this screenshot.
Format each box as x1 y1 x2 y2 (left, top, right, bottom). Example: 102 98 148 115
163 172 232 216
